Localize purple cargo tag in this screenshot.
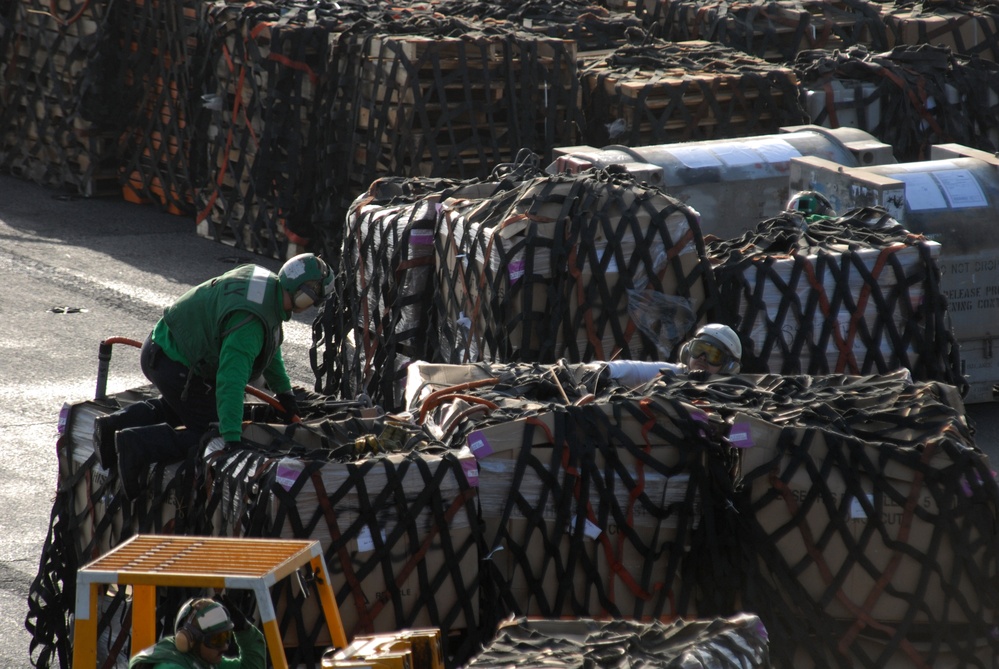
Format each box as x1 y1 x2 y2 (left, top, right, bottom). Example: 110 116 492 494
728 422 753 448
462 458 479 487
690 410 708 424
508 260 525 284
409 228 433 246
468 430 493 458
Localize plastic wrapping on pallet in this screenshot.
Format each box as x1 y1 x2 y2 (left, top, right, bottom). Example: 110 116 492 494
579 39 809 146
434 167 714 364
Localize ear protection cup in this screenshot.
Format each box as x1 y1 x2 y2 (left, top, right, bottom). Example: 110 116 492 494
175 626 196 653
292 284 319 309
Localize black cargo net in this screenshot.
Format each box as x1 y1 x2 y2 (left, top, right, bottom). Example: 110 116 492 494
579 38 810 146
326 14 583 228
883 0 999 63
639 0 889 62
434 166 716 365
433 0 646 51
196 0 364 259
29 364 999 669
706 207 964 391
314 156 547 411
0 0 119 196
794 43 999 161
466 615 770 669
111 0 207 216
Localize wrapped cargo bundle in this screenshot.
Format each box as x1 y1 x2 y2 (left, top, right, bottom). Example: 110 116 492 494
638 0 888 62
707 207 963 388
197 0 369 259
638 370 999 668
327 14 582 225
882 0 999 62
0 0 119 195
579 39 809 146
796 44 999 162
434 167 715 364
432 0 645 51
465 615 770 669
413 361 714 625
327 171 540 411
216 417 483 668
114 0 208 215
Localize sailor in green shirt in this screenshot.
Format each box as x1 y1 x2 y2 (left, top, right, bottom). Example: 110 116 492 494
93 253 333 500
129 597 265 669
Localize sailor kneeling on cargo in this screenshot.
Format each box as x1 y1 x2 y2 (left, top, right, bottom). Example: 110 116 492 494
129 597 264 669
93 253 334 501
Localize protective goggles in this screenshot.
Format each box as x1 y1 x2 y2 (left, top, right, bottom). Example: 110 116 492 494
688 338 728 367
203 630 233 650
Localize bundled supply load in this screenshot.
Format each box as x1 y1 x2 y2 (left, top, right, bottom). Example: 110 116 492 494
435 166 715 365
578 39 809 146
795 43 999 162
706 206 963 389
637 0 888 62
465 615 770 668
881 0 999 62
27 361 999 669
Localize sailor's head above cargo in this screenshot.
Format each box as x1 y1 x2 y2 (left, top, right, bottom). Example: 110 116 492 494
678 323 743 375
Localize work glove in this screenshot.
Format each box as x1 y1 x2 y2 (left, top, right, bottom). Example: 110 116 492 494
276 391 299 422
202 428 241 458
216 592 251 632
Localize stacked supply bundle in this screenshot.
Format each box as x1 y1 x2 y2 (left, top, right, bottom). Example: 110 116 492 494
0 0 120 195
327 14 582 227
640 370 999 668
434 166 716 364
707 206 962 388
578 39 809 147
413 361 716 626
795 44 999 161
197 0 369 259
328 168 541 412
433 0 645 51
638 0 888 62
882 0 999 62
223 417 483 668
465 616 770 669
114 0 209 215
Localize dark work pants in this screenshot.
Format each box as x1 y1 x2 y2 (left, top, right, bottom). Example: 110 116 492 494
139 333 218 442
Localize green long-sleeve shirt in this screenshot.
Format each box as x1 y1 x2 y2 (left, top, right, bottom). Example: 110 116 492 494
128 626 265 669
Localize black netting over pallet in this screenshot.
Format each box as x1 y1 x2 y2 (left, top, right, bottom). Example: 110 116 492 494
220 425 484 669
706 207 964 390
795 43 999 161
0 0 120 195
738 417 999 668
433 0 645 51
316 158 546 411
197 0 368 259
112 0 210 216
466 616 770 669
639 0 889 62
579 38 810 146
434 166 717 364
882 0 999 63
325 15 583 230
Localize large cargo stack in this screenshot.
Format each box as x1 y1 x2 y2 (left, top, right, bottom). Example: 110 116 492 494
434 167 715 364
0 0 119 195
578 39 808 146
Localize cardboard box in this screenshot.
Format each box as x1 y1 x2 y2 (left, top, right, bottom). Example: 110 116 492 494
883 8 999 62
268 450 479 643
737 412 996 624
469 399 705 619
435 178 708 363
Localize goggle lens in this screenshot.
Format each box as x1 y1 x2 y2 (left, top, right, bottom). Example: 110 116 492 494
689 339 726 366
204 630 232 650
